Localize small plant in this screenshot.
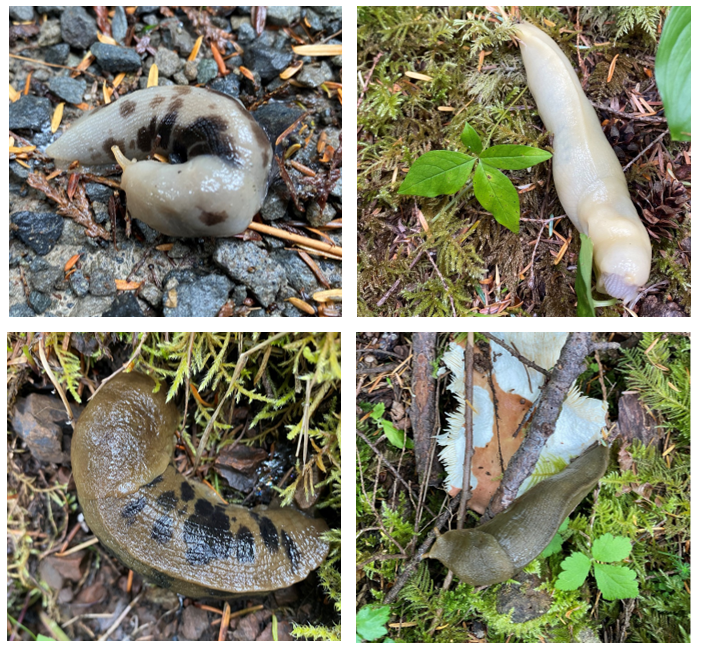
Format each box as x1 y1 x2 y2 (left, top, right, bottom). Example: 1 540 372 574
357 604 393 643
398 124 620 315
360 401 413 450
399 123 550 234
555 533 639 600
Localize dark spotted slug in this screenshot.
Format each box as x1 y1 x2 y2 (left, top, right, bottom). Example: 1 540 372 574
71 372 328 598
46 85 272 238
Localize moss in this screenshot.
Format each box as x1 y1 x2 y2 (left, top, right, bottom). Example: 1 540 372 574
358 6 690 316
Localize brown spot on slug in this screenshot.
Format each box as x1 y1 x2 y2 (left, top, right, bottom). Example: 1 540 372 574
199 210 228 226
119 99 137 118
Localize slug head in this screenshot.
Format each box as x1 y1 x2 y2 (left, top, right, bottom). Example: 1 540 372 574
72 372 179 499
427 529 516 587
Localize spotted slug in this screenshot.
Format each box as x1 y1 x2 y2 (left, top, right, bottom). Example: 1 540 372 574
515 22 652 304
71 372 328 598
46 85 272 238
427 444 609 587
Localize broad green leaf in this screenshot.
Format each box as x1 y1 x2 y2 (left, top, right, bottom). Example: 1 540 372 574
381 419 414 449
356 605 391 641
398 150 475 197
540 530 564 558
370 402 385 421
593 563 639 600
555 552 592 591
460 123 483 154
592 533 633 563
479 144 552 170
576 233 596 317
655 6 691 141
473 161 520 232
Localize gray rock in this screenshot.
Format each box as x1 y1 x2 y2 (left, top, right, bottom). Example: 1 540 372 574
28 290 52 314
111 6 128 44
28 258 62 294
69 269 90 297
11 211 64 255
197 58 219 85
8 95 52 131
89 270 116 296
154 47 182 77
242 43 292 83
10 6 35 21
306 201 337 227
102 293 144 316
44 43 70 65
48 75 87 105
9 303 36 317
163 272 234 317
267 6 301 26
90 42 142 73
60 6 97 49
297 61 332 88
213 240 285 306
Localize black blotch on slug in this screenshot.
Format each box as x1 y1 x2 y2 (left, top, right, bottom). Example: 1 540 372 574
281 529 301 572
145 568 174 591
234 526 256 563
121 496 146 525
156 490 178 512
180 481 195 503
183 499 235 566
254 515 280 553
145 474 165 488
151 514 174 544
172 116 239 167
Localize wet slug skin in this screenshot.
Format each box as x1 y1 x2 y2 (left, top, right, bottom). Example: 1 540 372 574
515 22 652 303
46 86 272 238
71 372 328 598
427 444 609 587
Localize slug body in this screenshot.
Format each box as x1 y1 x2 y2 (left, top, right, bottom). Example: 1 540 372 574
515 22 651 303
71 372 328 598
427 444 609 586
46 86 272 238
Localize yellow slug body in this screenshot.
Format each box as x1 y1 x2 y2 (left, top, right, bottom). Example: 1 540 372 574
71 372 328 598
427 444 609 586
515 22 651 303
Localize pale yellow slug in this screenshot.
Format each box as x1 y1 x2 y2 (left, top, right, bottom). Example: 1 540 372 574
427 444 609 586
71 372 328 598
515 22 651 304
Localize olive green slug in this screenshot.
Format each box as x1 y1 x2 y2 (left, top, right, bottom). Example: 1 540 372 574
71 372 328 598
427 444 609 587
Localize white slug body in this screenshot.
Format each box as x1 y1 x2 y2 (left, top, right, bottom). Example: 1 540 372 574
46 86 272 238
515 22 651 303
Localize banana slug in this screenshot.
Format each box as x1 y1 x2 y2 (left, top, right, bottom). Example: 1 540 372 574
515 22 652 304
71 372 328 598
427 444 609 587
46 86 272 238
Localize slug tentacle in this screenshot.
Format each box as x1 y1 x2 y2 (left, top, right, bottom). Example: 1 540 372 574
514 22 651 302
46 86 272 238
71 372 328 598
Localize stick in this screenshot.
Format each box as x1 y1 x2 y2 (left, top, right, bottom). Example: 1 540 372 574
247 222 342 257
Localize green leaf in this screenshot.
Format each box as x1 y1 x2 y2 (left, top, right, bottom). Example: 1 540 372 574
593 563 639 600
540 530 564 558
370 402 385 421
554 552 592 591
398 150 475 197
473 161 520 232
592 533 633 563
479 144 552 170
460 123 483 154
381 419 414 449
576 233 596 317
655 6 691 141
356 605 391 641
